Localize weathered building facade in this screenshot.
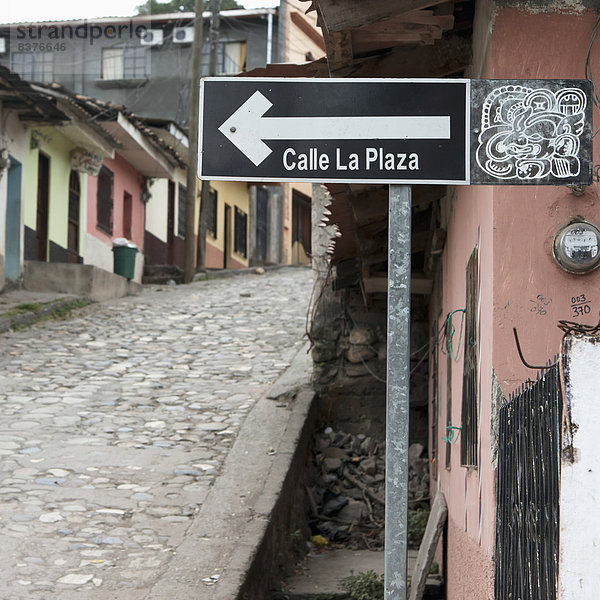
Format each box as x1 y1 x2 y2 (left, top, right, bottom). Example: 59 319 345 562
0 8 326 271
300 0 600 597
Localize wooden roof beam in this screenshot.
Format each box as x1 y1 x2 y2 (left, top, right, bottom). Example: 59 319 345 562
316 0 450 33
347 32 471 77
321 22 354 74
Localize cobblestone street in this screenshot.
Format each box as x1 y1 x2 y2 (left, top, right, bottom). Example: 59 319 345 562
0 267 312 599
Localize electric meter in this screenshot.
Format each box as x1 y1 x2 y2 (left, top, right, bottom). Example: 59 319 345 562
553 219 600 274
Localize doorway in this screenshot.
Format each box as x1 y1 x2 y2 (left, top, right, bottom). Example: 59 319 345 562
67 170 80 263
123 191 133 241
255 187 268 265
292 191 311 265
167 180 175 264
5 156 22 281
36 153 50 261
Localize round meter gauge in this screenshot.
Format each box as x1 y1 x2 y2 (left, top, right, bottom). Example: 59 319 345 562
553 220 600 274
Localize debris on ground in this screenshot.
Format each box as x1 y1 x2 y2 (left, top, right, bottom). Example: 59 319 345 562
306 427 430 550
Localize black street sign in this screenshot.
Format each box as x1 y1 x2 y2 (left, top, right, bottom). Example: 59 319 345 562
198 78 592 186
199 78 469 185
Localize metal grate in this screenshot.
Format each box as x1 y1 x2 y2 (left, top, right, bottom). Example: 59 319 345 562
495 363 561 600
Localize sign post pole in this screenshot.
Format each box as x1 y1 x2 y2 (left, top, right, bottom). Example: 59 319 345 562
385 184 411 600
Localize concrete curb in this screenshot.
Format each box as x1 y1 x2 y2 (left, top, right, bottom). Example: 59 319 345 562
0 296 90 334
145 343 316 600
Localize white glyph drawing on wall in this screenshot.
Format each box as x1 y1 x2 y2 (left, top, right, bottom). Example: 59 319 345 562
476 85 586 180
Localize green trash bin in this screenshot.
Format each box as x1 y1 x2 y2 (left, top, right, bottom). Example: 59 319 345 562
112 244 137 280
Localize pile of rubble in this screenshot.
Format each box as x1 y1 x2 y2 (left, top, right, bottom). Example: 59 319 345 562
306 428 430 550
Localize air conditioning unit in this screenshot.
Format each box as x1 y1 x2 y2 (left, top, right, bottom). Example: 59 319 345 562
0 38 6 54
140 29 163 46
173 27 194 44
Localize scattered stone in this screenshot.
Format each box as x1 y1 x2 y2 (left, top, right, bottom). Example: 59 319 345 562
360 456 377 476
322 457 343 473
346 345 377 364
173 467 203 477
57 573 94 585
47 468 70 477
338 499 367 524
349 327 376 346
34 477 66 486
131 492 153 501
39 512 63 523
63 504 86 512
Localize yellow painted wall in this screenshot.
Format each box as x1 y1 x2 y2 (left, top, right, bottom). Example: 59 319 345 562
206 180 250 267
24 127 79 253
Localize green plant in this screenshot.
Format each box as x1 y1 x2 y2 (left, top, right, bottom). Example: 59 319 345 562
3 302 43 317
407 508 430 548
45 299 89 320
340 570 384 600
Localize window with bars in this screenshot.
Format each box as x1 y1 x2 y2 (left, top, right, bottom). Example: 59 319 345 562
177 184 187 238
96 166 114 235
11 51 54 83
234 206 247 258
207 187 218 238
460 246 479 467
102 46 147 80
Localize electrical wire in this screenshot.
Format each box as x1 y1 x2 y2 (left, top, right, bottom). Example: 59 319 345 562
444 308 466 362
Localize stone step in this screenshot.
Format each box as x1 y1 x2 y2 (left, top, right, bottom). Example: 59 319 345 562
281 549 443 599
142 274 184 285
142 264 184 285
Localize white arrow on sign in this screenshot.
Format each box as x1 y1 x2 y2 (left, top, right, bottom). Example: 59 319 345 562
217 91 452 166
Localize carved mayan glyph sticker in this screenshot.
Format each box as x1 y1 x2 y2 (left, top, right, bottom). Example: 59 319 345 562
475 84 587 182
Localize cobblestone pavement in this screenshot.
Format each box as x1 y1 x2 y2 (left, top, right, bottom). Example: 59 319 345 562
0 267 312 599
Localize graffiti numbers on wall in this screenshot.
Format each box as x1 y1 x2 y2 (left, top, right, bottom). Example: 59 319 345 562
570 294 591 318
529 294 552 316
476 86 587 181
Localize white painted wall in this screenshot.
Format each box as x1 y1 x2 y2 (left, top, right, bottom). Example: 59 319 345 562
83 233 113 273
145 169 187 244
559 336 600 599
146 178 169 243
82 233 143 283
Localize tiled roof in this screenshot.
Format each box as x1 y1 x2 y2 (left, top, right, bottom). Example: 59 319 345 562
41 82 186 168
0 65 69 123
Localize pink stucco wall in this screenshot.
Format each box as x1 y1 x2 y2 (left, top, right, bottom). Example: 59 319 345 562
484 9 600 390
431 185 496 597
87 153 145 250
432 8 600 599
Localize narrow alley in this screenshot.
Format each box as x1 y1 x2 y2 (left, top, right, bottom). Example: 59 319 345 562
0 266 312 599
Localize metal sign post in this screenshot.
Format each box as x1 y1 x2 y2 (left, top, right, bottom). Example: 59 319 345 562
385 184 411 599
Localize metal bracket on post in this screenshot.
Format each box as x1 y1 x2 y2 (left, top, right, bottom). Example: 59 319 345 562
385 184 411 600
